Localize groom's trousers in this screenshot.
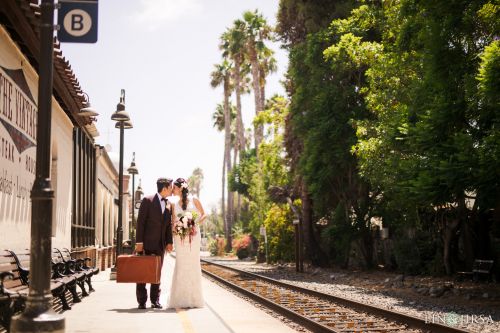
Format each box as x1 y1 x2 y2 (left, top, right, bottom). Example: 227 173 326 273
136 250 164 304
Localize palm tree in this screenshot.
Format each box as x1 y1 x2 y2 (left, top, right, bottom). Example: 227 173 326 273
188 168 204 198
212 103 237 131
258 46 277 112
241 10 272 150
212 103 225 131
210 60 234 251
212 103 239 229
211 103 227 235
220 22 247 157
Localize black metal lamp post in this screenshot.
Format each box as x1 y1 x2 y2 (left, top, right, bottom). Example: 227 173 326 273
135 179 144 203
127 153 139 243
11 1 64 332
110 90 132 279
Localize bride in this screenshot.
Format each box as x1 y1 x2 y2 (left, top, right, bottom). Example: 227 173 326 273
168 178 206 308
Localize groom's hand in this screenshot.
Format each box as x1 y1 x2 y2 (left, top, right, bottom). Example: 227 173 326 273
166 244 173 253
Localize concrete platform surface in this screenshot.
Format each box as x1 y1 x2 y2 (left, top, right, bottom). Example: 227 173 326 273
64 254 297 333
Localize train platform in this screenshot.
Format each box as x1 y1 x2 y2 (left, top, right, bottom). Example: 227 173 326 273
64 254 297 333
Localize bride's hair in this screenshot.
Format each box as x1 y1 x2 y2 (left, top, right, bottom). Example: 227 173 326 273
174 178 189 210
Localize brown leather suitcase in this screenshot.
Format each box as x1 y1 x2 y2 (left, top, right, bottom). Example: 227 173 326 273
116 254 161 284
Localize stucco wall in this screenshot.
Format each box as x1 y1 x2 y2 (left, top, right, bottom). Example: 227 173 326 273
0 25 73 250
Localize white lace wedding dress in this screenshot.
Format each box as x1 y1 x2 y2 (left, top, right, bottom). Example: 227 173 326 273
168 196 204 308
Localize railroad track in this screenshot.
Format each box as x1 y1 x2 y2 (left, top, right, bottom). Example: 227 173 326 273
201 259 470 333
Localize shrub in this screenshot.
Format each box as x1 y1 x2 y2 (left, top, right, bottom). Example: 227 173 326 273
208 237 226 256
393 237 423 275
232 234 252 259
264 204 295 262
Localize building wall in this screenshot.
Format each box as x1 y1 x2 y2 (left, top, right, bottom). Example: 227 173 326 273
71 128 97 249
95 146 119 269
0 25 73 250
51 101 73 249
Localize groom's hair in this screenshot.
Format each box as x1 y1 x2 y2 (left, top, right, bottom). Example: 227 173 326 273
156 178 173 193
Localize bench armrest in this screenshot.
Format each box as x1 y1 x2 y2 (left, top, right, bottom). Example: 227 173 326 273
66 259 77 271
0 272 14 294
7 250 30 285
18 267 29 285
73 258 84 270
52 262 67 279
83 257 93 268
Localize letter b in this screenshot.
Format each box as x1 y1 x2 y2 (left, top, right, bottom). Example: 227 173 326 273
71 14 84 31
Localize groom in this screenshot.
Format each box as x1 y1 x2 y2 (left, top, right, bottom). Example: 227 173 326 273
135 178 174 309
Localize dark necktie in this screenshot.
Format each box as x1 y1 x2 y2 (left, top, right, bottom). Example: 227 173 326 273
161 198 168 220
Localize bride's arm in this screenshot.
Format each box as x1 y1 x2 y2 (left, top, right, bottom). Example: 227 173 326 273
171 205 176 224
193 198 206 224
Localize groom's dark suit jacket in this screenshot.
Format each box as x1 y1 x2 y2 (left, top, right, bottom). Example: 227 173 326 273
136 194 173 254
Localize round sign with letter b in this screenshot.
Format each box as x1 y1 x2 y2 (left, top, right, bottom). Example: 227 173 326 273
63 9 92 37
58 0 98 43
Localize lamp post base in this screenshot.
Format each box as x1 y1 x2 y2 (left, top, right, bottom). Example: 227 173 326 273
11 298 64 333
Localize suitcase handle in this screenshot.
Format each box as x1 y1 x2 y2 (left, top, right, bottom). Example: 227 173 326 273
132 250 157 257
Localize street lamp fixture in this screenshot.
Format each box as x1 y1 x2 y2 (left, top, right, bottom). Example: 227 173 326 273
127 154 139 175
79 92 99 117
135 179 144 204
115 120 133 129
110 89 132 280
111 93 130 122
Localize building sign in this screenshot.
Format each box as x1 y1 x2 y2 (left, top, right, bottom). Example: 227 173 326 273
58 0 98 43
0 65 37 222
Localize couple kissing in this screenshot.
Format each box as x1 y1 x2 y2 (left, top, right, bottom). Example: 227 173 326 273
135 177 206 310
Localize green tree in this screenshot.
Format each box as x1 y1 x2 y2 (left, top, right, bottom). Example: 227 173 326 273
277 0 358 267
188 168 204 198
221 22 248 156
229 95 294 260
264 204 295 262
211 60 235 251
212 103 236 229
347 0 500 274
276 0 500 273
241 10 273 150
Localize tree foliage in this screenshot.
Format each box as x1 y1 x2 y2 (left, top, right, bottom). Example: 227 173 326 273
229 95 293 259
278 0 500 272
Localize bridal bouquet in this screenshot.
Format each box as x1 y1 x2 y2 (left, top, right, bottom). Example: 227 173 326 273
173 211 199 244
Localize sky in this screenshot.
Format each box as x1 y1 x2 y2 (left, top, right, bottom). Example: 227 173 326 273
60 0 288 209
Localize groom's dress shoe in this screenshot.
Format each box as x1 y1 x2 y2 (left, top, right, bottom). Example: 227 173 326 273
151 302 163 309
138 303 146 309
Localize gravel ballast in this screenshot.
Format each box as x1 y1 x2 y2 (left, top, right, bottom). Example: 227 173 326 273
204 257 500 333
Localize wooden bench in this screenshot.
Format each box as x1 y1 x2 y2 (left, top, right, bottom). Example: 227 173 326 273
0 250 27 332
58 248 99 293
457 259 495 282
8 250 71 311
51 249 87 299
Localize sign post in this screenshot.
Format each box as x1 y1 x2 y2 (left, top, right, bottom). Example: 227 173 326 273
58 0 98 43
260 226 268 263
293 219 300 272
